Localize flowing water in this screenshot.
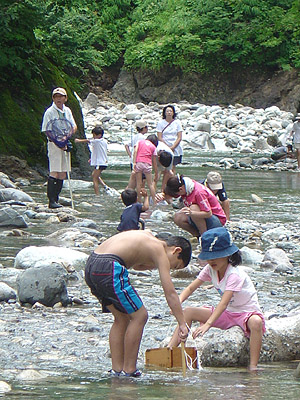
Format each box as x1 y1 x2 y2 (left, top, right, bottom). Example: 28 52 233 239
1 149 300 399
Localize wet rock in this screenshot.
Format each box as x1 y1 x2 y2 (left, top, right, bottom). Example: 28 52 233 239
240 246 264 266
0 172 17 189
16 369 49 381
73 219 98 230
251 194 264 203
46 228 98 247
0 188 33 203
171 264 201 278
0 381 11 393
260 248 293 271
0 207 28 228
17 262 69 307
14 246 88 271
0 282 17 302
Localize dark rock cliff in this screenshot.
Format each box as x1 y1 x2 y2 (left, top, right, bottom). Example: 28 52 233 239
110 67 300 114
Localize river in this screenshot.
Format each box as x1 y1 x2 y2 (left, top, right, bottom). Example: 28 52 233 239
1 149 300 399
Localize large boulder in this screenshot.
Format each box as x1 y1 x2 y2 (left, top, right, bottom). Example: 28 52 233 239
16 262 69 307
0 207 28 228
0 188 33 203
14 246 89 271
180 311 300 367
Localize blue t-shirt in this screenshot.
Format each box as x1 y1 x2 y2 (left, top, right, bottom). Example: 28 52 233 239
117 203 143 232
199 179 228 202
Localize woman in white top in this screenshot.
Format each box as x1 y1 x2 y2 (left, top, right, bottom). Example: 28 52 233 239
156 105 183 173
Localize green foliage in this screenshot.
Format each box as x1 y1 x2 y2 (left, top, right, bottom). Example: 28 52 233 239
0 0 46 83
124 0 300 73
36 0 135 78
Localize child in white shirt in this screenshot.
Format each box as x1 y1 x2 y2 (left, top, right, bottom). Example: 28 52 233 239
75 126 108 195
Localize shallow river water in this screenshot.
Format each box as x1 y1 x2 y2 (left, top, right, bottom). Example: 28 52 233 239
1 149 300 399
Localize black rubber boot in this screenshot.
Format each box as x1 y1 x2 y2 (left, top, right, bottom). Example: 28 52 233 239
55 179 64 203
47 177 62 209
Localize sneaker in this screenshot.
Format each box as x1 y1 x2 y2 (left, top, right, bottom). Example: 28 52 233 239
108 369 122 376
121 369 142 377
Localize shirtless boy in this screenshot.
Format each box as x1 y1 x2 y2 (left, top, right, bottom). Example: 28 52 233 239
85 230 192 377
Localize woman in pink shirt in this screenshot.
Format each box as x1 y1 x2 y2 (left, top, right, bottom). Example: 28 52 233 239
133 134 158 204
163 174 226 237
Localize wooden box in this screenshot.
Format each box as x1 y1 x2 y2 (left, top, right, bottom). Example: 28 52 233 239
145 347 197 368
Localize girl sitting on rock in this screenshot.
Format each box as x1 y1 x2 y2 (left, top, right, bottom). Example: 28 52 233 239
168 227 265 371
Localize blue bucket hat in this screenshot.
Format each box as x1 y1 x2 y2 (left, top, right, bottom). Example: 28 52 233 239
198 227 239 260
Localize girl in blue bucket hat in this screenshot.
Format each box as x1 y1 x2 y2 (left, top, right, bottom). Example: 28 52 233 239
168 227 265 371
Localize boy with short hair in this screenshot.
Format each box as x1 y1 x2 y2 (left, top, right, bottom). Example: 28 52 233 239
85 230 191 377
75 126 108 195
117 188 149 232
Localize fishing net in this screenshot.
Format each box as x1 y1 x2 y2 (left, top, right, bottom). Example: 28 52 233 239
45 119 74 148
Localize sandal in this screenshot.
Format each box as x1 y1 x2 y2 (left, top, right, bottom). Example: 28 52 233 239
108 369 122 376
122 369 142 377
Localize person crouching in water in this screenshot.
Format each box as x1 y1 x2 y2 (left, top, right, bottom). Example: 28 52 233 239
168 227 265 371
162 174 227 238
117 188 149 232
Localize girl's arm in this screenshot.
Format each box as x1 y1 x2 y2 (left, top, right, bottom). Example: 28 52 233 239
192 290 233 338
179 278 203 303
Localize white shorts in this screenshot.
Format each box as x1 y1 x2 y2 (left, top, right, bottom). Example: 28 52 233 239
293 142 300 149
47 142 71 173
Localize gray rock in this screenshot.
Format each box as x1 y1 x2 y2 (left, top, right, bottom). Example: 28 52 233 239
83 93 98 110
0 282 17 302
0 188 33 203
72 219 98 230
14 245 88 271
0 207 28 228
260 248 293 271
255 137 271 151
17 262 69 307
225 133 240 148
0 173 17 189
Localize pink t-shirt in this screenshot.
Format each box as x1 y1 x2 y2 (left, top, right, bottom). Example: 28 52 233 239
197 264 262 313
182 180 226 224
136 139 157 165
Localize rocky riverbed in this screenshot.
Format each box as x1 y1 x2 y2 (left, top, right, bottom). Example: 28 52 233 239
80 93 299 172
0 97 300 393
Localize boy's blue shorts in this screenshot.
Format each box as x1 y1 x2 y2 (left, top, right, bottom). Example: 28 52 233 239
85 253 143 314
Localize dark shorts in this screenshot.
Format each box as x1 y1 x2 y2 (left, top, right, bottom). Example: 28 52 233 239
95 165 107 170
85 253 143 314
188 214 223 236
173 155 182 166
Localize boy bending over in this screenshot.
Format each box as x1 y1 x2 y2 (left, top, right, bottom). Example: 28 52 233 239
85 230 191 377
